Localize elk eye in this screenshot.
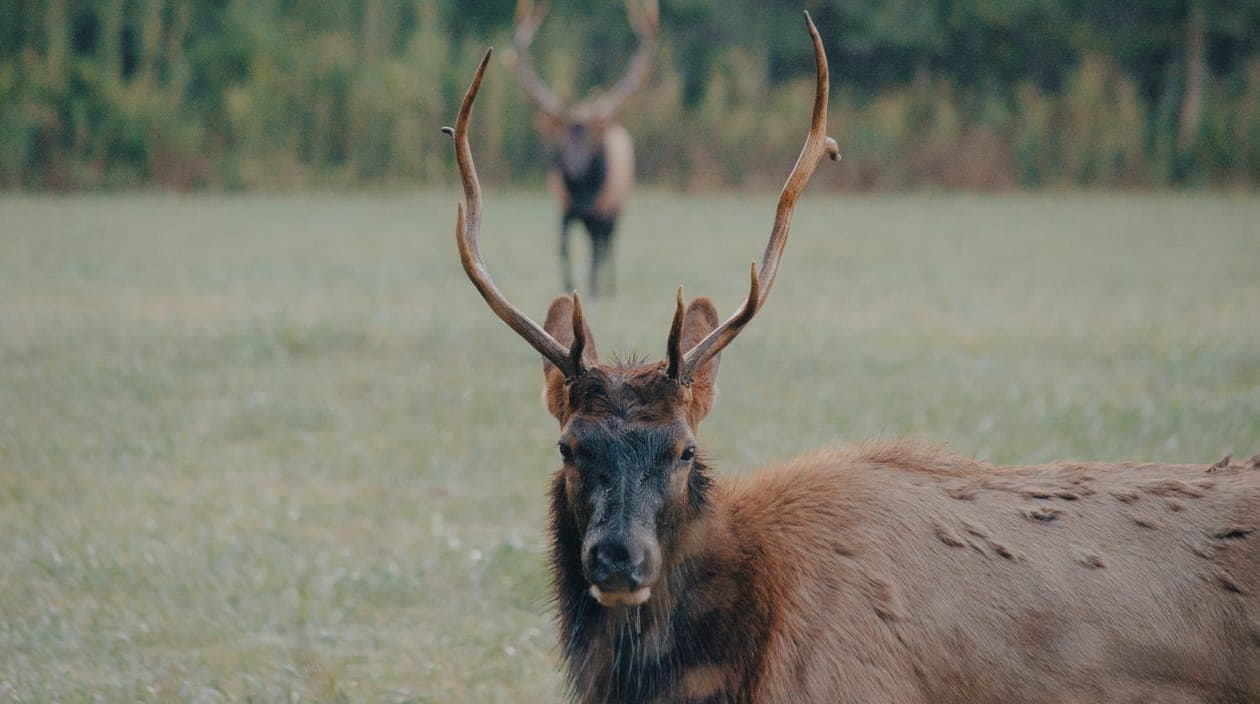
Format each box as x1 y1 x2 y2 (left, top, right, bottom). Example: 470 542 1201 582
558 443 574 463
680 446 696 462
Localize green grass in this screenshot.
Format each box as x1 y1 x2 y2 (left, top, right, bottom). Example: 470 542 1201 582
1 191 1258 702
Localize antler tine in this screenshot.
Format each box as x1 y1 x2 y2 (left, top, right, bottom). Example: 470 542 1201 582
577 0 659 121
624 0 659 38
671 263 759 381
568 290 588 373
665 286 686 379
446 49 582 379
510 0 568 120
677 11 839 381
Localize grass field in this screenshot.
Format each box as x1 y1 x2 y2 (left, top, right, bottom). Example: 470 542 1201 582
2 191 1259 702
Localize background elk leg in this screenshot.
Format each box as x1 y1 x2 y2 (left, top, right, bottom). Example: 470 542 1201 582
586 215 615 296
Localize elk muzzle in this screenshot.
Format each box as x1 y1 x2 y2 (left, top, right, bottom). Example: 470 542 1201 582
584 534 660 607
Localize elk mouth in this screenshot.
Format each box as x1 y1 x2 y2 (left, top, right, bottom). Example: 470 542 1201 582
589 584 653 607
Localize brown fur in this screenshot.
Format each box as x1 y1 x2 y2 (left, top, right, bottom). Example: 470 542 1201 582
593 124 634 219
539 302 1260 704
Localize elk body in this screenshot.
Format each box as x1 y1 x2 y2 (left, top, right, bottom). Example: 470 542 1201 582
444 16 1260 704
511 0 657 296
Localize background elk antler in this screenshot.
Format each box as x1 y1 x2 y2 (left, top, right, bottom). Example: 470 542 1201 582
510 0 567 120
574 0 659 120
511 0 659 121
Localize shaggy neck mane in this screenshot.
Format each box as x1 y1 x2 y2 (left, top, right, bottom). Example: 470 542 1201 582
548 458 775 704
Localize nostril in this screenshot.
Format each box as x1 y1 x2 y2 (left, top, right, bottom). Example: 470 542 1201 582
627 552 645 578
626 566 645 589
592 541 646 589
595 542 630 572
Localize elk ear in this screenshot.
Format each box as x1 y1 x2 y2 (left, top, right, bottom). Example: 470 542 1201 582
681 297 721 425
534 112 565 140
587 114 614 136
541 294 598 421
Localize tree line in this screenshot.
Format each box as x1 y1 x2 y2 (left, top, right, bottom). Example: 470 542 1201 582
1 0 1258 190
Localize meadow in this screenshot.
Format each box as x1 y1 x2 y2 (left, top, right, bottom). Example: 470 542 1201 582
1 191 1258 702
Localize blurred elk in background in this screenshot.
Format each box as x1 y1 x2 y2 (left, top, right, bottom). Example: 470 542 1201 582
511 0 658 297
447 14 1259 704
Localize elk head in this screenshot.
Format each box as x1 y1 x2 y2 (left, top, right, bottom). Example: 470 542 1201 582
445 14 838 608
510 0 657 185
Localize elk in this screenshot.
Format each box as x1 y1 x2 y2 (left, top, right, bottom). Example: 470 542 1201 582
444 16 1260 704
510 0 657 296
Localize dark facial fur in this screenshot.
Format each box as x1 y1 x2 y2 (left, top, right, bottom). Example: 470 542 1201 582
548 368 777 704
555 122 607 210
557 368 705 600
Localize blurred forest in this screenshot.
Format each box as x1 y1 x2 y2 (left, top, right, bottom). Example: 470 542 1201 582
2 0 1259 191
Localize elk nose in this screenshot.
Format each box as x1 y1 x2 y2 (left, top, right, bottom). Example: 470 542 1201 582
592 541 646 591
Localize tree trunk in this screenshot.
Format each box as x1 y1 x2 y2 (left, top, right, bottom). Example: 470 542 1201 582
361 0 385 61
165 2 192 92
100 0 125 83
139 0 164 88
1177 0 1206 155
44 0 68 88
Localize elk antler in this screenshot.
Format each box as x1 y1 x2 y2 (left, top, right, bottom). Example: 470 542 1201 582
670 11 840 384
576 0 659 121
510 0 568 120
665 286 686 379
444 49 587 380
